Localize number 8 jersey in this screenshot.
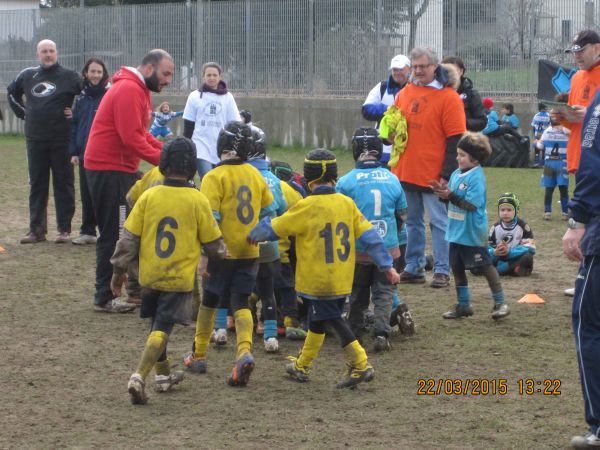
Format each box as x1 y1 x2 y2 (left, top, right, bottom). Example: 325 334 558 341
271 188 373 298
124 183 222 292
201 161 274 259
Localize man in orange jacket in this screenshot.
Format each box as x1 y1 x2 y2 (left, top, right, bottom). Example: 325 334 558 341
563 30 600 174
392 46 466 288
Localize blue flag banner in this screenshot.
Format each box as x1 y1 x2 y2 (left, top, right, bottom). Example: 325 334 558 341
538 59 577 100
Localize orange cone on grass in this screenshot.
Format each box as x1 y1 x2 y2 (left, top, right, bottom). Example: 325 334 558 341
517 294 545 304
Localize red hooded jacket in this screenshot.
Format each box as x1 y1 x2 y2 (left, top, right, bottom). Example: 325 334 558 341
84 67 162 172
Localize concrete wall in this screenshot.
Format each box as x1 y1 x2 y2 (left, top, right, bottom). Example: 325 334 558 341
0 92 539 146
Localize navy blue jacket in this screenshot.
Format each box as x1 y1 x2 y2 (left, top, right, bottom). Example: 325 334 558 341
68 82 108 158
569 89 600 255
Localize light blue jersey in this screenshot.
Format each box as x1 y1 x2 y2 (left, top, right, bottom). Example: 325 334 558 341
531 111 550 137
337 161 407 252
446 165 488 247
540 125 569 161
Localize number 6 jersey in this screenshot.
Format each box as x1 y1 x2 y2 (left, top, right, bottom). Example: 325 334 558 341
124 182 223 292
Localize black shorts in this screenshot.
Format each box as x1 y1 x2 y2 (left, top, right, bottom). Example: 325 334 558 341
140 288 192 326
303 297 346 322
449 242 492 270
204 258 259 296
273 261 295 289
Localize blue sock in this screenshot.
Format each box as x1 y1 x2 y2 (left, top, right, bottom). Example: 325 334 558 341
264 319 277 340
215 308 228 330
492 291 505 305
392 291 401 308
456 286 470 306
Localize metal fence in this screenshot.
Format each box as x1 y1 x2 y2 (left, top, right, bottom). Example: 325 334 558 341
0 0 598 98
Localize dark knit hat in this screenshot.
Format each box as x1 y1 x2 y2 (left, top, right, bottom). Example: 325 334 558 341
303 148 337 186
457 132 492 164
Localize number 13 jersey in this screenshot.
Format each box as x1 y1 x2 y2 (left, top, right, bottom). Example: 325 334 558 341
271 189 373 298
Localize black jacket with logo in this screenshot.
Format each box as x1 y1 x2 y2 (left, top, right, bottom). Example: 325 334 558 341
7 63 82 141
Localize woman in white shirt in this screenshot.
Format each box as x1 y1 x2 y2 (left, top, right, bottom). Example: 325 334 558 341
183 62 240 179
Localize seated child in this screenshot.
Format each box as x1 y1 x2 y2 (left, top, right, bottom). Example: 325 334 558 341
110 137 225 404
150 102 183 139
537 108 570 220
488 192 536 276
500 103 520 129
430 132 510 320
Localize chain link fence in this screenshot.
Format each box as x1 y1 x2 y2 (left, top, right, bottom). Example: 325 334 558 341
0 0 598 98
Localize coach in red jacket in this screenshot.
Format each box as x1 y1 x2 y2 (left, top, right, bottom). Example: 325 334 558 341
84 49 174 313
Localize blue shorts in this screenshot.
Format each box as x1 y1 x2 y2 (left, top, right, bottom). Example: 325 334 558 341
204 258 259 296
303 297 346 322
140 288 192 325
540 159 568 188
449 243 492 270
150 125 173 138
273 261 295 289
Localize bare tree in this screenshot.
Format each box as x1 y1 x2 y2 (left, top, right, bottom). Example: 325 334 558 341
396 0 431 51
499 0 545 59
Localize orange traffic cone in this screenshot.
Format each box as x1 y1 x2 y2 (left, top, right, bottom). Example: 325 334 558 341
517 294 545 304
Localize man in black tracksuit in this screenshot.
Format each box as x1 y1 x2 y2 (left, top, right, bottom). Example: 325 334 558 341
7 39 82 244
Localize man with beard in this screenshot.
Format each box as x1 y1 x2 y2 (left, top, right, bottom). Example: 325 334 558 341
84 49 174 313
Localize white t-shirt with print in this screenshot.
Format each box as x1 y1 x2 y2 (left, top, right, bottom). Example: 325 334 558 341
183 90 240 164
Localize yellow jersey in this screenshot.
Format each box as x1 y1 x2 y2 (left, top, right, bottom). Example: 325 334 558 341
125 183 222 292
201 161 273 259
126 166 165 205
271 190 372 298
278 182 303 264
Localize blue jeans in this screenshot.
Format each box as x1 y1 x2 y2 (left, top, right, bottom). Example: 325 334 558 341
404 190 449 276
196 158 215 181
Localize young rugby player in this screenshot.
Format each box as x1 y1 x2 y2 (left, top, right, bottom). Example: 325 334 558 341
110 137 225 404
184 121 274 387
430 132 510 320
248 148 400 388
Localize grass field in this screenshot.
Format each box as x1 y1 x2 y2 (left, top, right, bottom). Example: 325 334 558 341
0 135 586 449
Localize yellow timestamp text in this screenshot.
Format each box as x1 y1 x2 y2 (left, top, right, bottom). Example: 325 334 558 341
416 378 561 396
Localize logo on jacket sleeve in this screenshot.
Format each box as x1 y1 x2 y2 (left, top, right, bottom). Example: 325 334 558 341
31 82 57 97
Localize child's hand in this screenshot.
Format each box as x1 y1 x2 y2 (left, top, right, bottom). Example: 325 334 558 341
110 272 127 297
494 243 508 257
385 267 401 284
197 255 210 279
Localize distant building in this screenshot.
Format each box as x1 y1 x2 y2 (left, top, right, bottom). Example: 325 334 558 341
0 0 39 10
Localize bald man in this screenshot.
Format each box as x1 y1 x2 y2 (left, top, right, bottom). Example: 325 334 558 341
7 39 82 244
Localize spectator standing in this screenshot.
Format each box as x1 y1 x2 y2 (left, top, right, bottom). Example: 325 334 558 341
68 57 110 245
562 85 600 450
183 62 240 180
563 29 600 174
441 56 487 132
7 39 82 244
84 49 174 313
362 54 411 165
391 46 466 288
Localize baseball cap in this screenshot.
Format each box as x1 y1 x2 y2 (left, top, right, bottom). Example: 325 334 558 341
565 29 600 53
389 54 410 70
